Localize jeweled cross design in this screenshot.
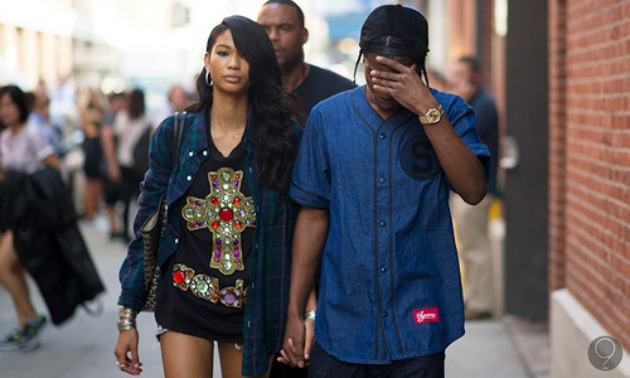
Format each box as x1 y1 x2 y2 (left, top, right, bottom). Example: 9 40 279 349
181 167 256 275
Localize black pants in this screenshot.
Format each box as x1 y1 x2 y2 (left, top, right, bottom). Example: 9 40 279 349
270 356 308 378
307 343 445 378
119 166 141 240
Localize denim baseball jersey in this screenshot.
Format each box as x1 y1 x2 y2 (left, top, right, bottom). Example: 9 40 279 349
290 86 490 364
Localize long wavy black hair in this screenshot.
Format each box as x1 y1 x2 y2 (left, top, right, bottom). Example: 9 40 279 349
190 15 299 191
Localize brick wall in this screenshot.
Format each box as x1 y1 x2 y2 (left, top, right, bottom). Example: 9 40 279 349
549 0 630 351
549 0 567 292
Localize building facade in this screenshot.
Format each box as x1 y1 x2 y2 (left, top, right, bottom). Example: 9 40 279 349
549 0 630 376
427 0 630 376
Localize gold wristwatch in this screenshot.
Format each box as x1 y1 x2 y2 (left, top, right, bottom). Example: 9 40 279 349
419 105 444 125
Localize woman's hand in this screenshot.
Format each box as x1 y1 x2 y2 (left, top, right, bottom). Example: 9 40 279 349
114 329 143 375
303 316 315 361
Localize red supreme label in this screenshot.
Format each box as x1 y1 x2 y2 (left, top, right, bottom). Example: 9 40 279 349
413 308 439 324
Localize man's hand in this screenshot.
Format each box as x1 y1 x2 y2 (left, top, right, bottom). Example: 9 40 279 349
278 314 308 368
277 314 315 368
369 56 439 115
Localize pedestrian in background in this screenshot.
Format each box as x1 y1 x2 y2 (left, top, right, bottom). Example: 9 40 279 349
258 3 354 375
101 92 128 241
28 84 62 157
257 0 355 124
167 84 190 113
281 5 489 377
448 55 500 320
0 85 61 351
79 90 106 221
110 88 151 242
114 15 305 377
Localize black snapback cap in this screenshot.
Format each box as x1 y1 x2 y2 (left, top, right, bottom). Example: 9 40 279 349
359 4 429 59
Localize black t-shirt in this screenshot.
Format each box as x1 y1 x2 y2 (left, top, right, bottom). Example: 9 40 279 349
294 64 355 124
155 134 255 343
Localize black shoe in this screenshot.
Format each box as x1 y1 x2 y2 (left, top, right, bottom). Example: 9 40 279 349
19 315 47 351
0 315 47 352
0 328 24 352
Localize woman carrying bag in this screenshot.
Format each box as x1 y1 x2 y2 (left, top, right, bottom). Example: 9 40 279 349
0 85 61 351
114 15 312 377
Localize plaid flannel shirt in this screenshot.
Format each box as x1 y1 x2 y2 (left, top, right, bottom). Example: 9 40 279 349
117 106 300 376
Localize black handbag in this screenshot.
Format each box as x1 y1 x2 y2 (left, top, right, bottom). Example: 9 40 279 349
140 112 186 312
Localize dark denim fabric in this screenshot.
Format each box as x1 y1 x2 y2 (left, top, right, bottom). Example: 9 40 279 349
290 87 490 364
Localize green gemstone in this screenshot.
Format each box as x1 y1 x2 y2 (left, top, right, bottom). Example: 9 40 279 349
223 261 233 271
221 172 231 181
184 208 194 219
197 280 208 293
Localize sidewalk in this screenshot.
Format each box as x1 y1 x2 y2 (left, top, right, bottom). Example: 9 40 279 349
0 218 549 377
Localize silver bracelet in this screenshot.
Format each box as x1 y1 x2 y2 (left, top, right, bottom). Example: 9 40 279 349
117 319 137 331
304 310 316 320
118 307 138 320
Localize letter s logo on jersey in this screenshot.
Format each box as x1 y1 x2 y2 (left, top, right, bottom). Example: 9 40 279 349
400 137 440 181
413 308 440 325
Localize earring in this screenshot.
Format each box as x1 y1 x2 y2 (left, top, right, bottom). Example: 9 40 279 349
205 71 213 87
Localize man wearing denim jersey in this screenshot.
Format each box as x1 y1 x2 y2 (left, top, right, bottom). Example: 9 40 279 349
281 5 490 377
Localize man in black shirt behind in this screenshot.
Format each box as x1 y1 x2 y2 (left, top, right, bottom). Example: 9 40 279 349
258 3 354 377
258 0 355 125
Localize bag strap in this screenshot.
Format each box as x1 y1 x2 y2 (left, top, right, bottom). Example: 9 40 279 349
172 111 186 167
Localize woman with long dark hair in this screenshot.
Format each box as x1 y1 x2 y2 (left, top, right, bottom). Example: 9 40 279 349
114 16 302 377
0 85 61 351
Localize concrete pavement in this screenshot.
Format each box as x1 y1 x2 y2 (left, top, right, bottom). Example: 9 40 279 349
0 217 548 377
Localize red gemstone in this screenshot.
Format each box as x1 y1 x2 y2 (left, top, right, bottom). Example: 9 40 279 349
219 208 234 222
235 258 240 263
212 221 219 229
233 197 241 205
235 175 240 179
173 271 185 284
235 220 242 228
211 197 219 206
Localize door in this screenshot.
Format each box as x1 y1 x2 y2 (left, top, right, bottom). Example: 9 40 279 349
503 0 549 319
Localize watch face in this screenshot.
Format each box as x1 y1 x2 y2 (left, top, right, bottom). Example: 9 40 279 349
427 108 441 123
